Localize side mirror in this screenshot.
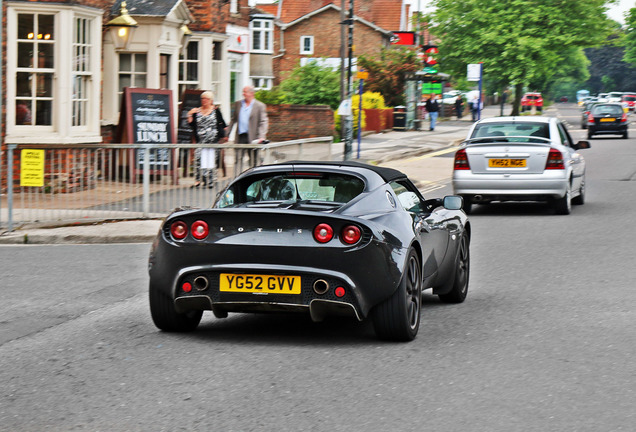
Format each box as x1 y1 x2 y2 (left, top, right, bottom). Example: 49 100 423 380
573 140 591 150
443 195 463 211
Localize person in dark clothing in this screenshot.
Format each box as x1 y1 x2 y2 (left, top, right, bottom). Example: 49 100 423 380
455 95 464 120
425 94 440 131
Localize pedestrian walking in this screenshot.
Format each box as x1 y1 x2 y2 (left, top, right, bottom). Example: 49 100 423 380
471 96 482 122
425 94 440 131
455 95 464 120
226 85 269 171
188 91 227 188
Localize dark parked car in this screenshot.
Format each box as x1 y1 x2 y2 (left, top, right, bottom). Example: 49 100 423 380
149 161 471 341
586 103 629 139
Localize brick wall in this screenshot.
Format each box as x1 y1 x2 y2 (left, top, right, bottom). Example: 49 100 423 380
273 7 388 84
266 104 334 142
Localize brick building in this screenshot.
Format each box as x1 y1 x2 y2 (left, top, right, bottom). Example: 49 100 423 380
255 0 409 85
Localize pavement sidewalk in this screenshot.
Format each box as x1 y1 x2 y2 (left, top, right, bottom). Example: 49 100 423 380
0 105 508 244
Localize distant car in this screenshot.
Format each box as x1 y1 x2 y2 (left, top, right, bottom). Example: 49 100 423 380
581 101 599 129
586 103 629 139
578 96 592 106
559 96 569 102
442 90 462 105
621 93 636 112
608 92 623 103
597 93 609 102
453 117 591 215
521 92 543 112
149 161 471 342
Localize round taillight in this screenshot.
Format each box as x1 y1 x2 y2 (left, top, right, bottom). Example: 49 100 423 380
313 223 334 243
191 220 209 240
334 286 346 298
182 282 192 293
341 225 362 245
170 221 188 240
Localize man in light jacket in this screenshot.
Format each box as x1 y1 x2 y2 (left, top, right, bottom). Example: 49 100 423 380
226 85 269 171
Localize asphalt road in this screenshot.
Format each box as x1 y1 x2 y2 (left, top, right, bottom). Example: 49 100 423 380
1 104 635 431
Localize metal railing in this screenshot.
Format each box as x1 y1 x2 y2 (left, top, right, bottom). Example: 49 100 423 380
1 137 334 231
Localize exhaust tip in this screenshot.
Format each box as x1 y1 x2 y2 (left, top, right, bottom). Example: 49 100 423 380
473 195 483 202
193 276 209 291
313 279 330 295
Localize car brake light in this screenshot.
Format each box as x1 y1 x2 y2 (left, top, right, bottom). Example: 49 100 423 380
313 223 334 243
454 149 470 170
191 220 209 240
545 148 565 170
621 113 628 122
341 225 362 245
170 221 188 240
587 114 594 124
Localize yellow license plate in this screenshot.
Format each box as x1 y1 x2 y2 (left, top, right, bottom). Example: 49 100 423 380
600 118 615 122
489 158 526 168
219 273 301 294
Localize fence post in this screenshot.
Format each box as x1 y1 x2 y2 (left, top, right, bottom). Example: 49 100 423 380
142 145 150 217
7 144 16 231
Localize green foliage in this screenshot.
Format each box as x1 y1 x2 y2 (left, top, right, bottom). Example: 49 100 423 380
357 47 420 107
278 62 341 110
255 87 287 105
624 8 636 65
255 62 341 109
427 0 615 114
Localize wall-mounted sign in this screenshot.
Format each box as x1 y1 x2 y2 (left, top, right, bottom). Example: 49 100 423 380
390 31 416 45
20 149 45 187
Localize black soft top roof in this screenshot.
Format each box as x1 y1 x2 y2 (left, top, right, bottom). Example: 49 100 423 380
279 160 407 183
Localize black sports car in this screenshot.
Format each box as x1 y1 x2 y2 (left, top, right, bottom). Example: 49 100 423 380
149 161 471 341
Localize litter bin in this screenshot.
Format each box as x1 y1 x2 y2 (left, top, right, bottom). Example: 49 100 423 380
393 106 406 131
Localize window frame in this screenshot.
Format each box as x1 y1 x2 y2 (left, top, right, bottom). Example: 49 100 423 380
6 3 102 142
300 36 314 55
250 17 273 54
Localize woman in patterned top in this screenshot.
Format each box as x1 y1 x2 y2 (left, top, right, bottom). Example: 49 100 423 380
188 91 227 188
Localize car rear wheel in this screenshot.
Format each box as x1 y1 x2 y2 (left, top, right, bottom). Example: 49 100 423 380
438 233 470 304
623 130 629 139
587 130 594 139
554 186 572 215
371 249 421 342
150 286 202 332
572 177 585 205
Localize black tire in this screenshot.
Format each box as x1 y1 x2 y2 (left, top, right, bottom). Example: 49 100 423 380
587 130 593 139
149 286 202 332
553 186 572 215
371 249 422 342
623 130 629 139
462 196 473 214
572 176 585 205
439 233 470 303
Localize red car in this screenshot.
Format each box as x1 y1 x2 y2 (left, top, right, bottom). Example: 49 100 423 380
521 92 543 112
621 93 636 112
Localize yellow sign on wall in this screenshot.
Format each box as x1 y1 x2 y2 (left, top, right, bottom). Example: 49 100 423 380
20 149 45 187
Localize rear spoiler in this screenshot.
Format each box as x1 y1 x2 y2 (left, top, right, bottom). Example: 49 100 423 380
462 136 552 145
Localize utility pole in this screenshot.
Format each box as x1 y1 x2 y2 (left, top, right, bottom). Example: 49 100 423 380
343 0 354 160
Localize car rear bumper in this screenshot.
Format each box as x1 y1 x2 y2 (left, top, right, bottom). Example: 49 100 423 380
589 124 627 134
453 173 568 200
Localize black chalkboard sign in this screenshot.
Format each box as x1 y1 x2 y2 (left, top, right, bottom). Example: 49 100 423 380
115 88 177 179
177 89 204 143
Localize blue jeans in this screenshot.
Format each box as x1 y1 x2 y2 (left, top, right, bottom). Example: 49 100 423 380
429 111 439 130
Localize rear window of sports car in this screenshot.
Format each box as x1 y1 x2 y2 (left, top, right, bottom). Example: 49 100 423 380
217 173 365 208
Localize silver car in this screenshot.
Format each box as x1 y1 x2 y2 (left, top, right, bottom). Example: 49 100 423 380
452 117 590 215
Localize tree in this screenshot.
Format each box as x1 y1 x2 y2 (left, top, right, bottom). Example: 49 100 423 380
278 62 341 110
427 0 614 115
624 8 636 66
356 47 420 107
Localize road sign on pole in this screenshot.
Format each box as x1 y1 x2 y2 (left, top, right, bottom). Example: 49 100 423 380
467 64 481 81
